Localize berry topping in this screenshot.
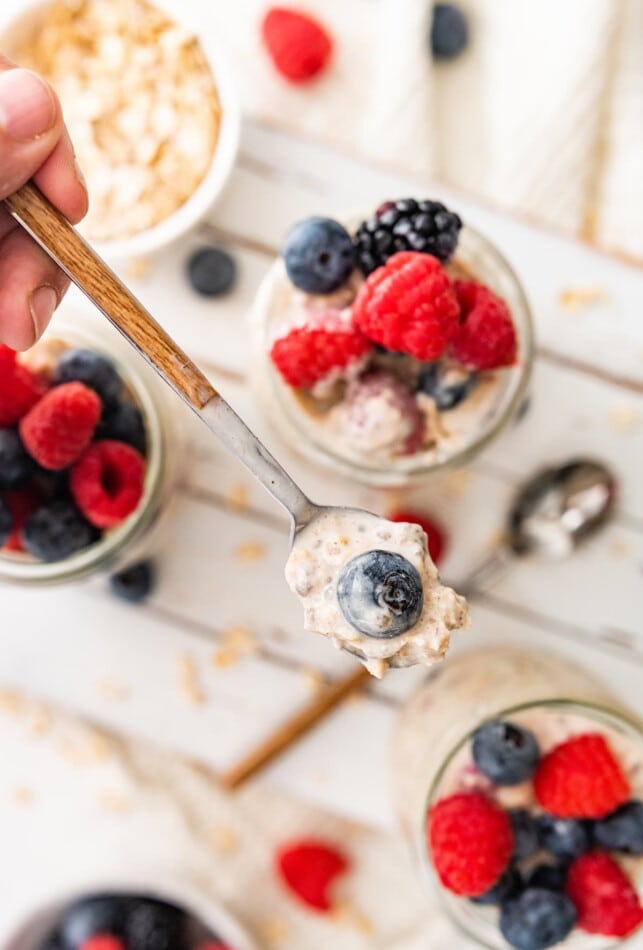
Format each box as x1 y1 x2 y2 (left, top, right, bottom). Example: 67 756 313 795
471 720 540 786
430 4 469 60
352 252 460 360
337 549 424 638
538 816 591 860
187 246 237 297
566 852 643 937
270 320 370 388
20 382 102 471
97 399 147 455
593 799 643 854
0 496 11 547
282 217 356 295
500 888 576 950
389 510 446 565
124 897 187 950
450 280 518 370
527 863 569 893
330 370 425 457
262 8 333 83
53 349 122 406
58 894 128 948
533 733 630 819
275 839 349 912
508 809 540 861
0 346 46 426
21 499 98 563
1 486 41 552
417 361 478 410
79 938 125 950
354 199 462 274
70 440 146 529
0 428 36 489
109 559 155 604
428 792 514 897
471 866 523 906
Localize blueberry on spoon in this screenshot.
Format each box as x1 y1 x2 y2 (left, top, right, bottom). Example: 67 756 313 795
337 549 424 637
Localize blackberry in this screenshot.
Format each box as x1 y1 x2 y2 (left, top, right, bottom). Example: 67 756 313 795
354 198 462 274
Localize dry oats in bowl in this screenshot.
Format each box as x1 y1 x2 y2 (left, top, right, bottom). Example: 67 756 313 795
1 0 240 259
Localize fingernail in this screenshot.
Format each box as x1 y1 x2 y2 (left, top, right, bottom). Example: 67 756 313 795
29 285 58 339
0 69 57 141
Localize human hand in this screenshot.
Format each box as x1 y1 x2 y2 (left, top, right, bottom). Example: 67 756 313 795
0 58 88 350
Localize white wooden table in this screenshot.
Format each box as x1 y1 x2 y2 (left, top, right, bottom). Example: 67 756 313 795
2 118 642 831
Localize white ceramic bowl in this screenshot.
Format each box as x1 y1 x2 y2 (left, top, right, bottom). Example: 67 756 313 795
4 876 259 950
0 0 241 261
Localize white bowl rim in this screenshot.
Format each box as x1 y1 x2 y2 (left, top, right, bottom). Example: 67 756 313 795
0 0 241 261
4 874 260 950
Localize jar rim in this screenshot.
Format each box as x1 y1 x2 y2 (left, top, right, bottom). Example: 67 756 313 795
0 323 166 584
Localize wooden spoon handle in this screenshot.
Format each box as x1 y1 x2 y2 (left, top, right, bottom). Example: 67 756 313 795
4 182 216 410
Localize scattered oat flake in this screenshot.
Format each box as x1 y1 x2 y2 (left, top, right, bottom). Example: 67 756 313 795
234 541 267 563
210 824 239 855
27 705 53 738
259 918 289 945
87 731 114 763
10 786 35 805
212 647 238 669
0 688 24 715
95 679 129 700
610 537 631 557
125 255 153 280
300 667 326 695
333 902 374 935
444 468 471 499
608 405 640 432
99 790 130 812
178 653 206 706
226 482 250 511
558 287 609 312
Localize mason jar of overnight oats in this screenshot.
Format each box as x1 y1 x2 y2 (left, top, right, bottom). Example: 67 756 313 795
0 315 186 586
393 646 643 949
251 202 534 488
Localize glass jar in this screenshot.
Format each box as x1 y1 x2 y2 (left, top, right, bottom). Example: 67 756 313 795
251 224 534 488
0 315 186 585
393 645 643 950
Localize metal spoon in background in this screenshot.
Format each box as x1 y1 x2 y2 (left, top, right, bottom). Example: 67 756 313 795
458 458 617 596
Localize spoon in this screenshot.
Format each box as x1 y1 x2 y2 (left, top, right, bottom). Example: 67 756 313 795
458 458 617 596
5 183 445 669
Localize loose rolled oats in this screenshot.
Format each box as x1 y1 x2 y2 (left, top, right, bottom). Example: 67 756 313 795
13 0 222 242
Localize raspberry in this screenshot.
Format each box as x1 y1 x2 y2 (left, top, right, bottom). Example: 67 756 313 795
20 382 101 470
80 938 126 950
262 7 333 83
450 280 517 370
70 440 146 528
534 733 630 819
566 852 643 937
389 509 447 565
352 252 459 360
1 486 42 552
270 320 371 388
428 792 514 897
0 345 46 426
275 839 349 912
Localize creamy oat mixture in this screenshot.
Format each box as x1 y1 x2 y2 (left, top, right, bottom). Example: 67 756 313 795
12 0 221 241
285 508 469 677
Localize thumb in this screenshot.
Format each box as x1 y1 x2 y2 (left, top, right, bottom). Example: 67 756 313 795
0 65 62 199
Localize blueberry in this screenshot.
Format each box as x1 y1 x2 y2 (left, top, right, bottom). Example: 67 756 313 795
110 559 155 603
58 894 128 948
53 349 122 405
282 217 356 294
500 888 576 950
0 496 12 547
471 720 540 785
337 550 424 638
187 246 237 297
124 896 188 950
22 500 99 562
509 809 540 861
97 399 147 454
538 815 590 860
417 362 478 410
471 866 522 906
430 3 469 60
527 863 569 892
593 799 643 855
0 428 36 489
